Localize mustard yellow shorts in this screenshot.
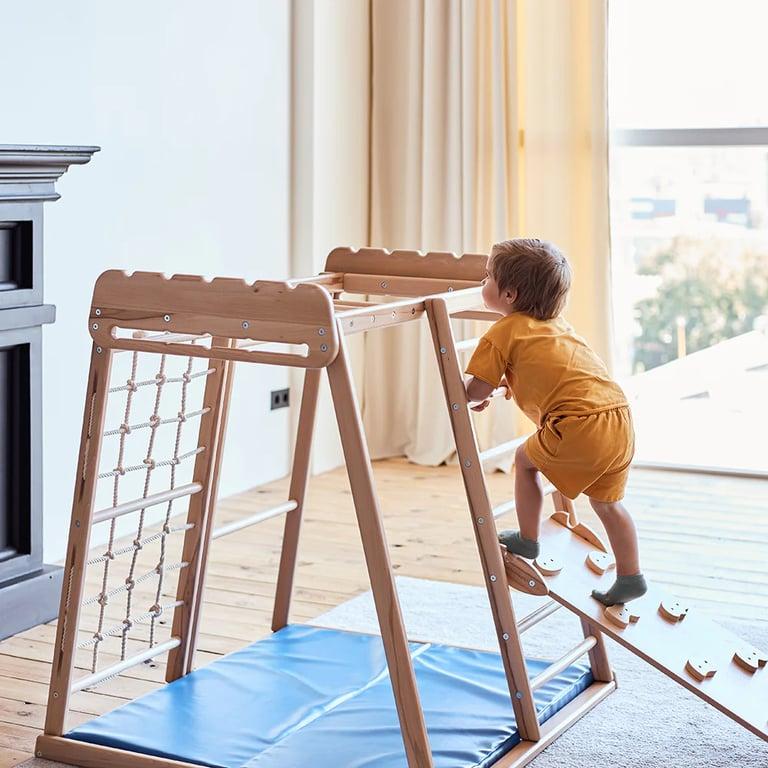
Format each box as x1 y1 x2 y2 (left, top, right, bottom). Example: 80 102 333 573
524 405 635 503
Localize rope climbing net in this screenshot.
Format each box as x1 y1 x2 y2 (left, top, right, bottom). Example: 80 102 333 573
74 341 215 686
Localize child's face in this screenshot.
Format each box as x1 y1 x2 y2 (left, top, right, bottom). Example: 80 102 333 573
481 263 517 314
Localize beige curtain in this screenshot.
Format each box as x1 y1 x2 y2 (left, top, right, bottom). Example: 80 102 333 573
361 0 611 467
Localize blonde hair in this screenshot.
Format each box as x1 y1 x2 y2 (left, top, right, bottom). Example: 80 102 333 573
489 238 572 320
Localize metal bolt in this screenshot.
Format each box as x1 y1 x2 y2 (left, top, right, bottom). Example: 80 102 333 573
464 459 471 467
447 286 454 292
502 632 510 640
451 403 459 411
92 322 99 330
164 314 171 322
53 691 59 698
96 346 103 354
490 574 497 582
380 281 388 289
95 308 102 316
440 346 447 354
75 520 81 527
242 321 249 330
318 328 326 336
515 691 523 700
391 311 396 318
477 516 485 524
370 316 375 323
528 579 536 588
320 344 328 352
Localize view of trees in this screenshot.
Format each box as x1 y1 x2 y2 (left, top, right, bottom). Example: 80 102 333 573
633 237 768 372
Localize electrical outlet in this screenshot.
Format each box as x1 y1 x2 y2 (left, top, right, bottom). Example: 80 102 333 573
270 388 290 410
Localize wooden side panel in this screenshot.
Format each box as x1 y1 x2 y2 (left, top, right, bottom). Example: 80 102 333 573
43 346 112 736
325 246 488 281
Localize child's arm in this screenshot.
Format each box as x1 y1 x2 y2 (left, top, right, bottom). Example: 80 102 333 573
465 376 495 411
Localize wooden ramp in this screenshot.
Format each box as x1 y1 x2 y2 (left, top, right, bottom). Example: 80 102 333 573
505 514 768 742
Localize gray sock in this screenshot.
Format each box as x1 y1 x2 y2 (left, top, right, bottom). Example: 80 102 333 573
498 530 540 559
592 574 647 607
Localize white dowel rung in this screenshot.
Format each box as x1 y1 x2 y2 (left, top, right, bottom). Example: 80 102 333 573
92 482 203 525
480 435 529 463
492 482 556 519
455 337 480 352
530 636 597 692
211 500 298 540
517 600 562 634
71 637 181 692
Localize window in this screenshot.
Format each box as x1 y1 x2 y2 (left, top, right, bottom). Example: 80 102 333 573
609 0 768 474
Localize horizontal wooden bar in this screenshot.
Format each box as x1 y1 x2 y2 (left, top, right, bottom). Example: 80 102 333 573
335 297 427 335
70 637 181 693
492 482 556 519
92 483 203 524
455 337 480 352
211 500 298 540
480 435 529 463
517 600 562 634
530 636 597 692
451 309 502 321
36 734 201 768
290 272 344 287
333 299 379 308
342 273 479 298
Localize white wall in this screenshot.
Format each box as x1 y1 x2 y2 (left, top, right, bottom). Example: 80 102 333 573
0 2 292 561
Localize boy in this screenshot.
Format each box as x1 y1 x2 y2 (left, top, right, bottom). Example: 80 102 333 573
465 238 646 606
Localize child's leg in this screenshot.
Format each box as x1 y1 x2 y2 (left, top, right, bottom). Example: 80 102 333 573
589 498 646 605
498 445 543 559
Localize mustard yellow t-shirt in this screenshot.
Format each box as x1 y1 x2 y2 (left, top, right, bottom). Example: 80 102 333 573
465 312 627 427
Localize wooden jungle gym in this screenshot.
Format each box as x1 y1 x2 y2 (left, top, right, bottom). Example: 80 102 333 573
36 248 767 768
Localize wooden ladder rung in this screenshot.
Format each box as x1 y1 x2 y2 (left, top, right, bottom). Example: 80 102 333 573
70 637 181 693
92 483 203 525
211 500 298 540
492 482 557 519
479 435 529 463
530 636 597 692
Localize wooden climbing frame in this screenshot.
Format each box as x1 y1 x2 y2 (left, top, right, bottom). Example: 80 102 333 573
39 246 766 768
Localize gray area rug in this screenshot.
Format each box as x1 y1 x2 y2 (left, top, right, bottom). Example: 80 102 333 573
21 577 768 768
310 576 768 768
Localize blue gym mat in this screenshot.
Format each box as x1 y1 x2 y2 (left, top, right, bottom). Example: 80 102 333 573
67 625 593 767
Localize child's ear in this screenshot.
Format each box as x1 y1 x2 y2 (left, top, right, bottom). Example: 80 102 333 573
505 289 517 305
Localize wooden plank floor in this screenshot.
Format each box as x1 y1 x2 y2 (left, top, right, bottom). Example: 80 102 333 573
1 459 766 765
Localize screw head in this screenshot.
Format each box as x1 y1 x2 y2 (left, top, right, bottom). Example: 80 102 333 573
464 459 471 467
515 691 523 700
490 574 497 582
502 632 510 640
53 691 59 698
242 321 249 329
95 308 102 316
528 579 536 588
96 346 103 354
477 516 485 524
163 314 171 322
92 322 99 330
380 281 388 289
440 346 447 354
75 520 81 527
318 328 326 336
451 403 459 411
320 344 328 352
447 286 454 292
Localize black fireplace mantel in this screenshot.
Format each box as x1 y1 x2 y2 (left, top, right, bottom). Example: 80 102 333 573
0 143 99 640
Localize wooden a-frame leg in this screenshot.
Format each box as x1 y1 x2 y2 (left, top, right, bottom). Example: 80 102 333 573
166 347 234 681
327 332 433 768
272 367 322 631
580 617 614 683
44 345 113 736
426 297 541 741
